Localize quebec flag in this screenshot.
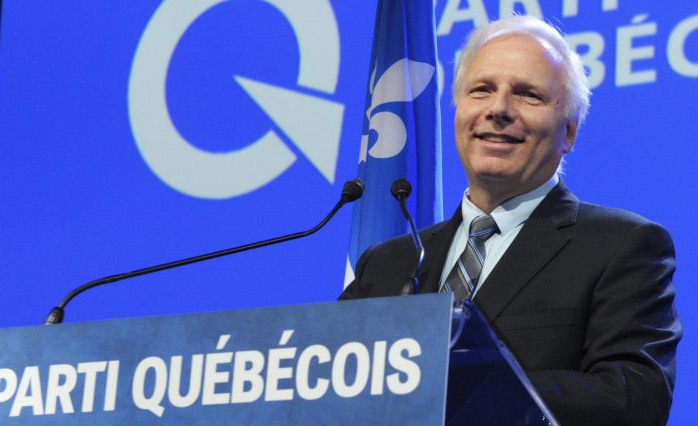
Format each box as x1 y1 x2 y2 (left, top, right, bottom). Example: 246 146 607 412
345 0 443 286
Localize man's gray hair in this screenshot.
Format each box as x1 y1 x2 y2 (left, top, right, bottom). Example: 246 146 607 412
452 15 591 127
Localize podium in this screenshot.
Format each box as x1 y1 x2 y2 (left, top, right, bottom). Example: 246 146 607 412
446 301 558 425
0 294 557 424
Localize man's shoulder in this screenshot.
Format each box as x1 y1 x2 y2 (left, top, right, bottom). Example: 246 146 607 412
365 219 452 255
569 201 674 253
551 181 669 236
576 201 668 233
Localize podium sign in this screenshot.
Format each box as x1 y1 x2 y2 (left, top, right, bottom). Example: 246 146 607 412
0 294 452 424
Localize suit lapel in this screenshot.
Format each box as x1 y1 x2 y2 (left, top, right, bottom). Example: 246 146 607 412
417 207 463 293
475 182 580 321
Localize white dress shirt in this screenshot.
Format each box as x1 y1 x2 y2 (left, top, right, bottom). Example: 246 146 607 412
439 173 559 298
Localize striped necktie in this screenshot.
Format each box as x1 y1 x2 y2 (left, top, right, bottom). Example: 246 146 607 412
442 215 499 301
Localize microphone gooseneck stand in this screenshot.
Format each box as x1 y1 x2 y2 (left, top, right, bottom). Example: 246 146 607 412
44 179 365 325
390 178 425 295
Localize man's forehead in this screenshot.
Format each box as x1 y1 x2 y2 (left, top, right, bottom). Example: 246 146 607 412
481 31 562 62
466 34 564 84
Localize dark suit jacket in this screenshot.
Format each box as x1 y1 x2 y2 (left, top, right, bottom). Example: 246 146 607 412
340 182 681 425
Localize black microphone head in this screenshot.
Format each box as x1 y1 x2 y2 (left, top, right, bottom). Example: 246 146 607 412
341 179 364 202
391 178 412 201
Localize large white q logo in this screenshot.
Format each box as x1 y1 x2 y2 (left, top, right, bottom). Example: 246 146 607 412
128 0 342 199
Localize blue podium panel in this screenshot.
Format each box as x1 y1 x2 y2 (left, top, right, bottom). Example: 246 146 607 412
0 295 452 425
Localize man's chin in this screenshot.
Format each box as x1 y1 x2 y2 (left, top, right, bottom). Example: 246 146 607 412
471 168 519 183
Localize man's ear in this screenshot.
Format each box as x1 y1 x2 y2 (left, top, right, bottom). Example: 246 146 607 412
563 120 578 154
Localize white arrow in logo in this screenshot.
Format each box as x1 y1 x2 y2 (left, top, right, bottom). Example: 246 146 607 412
128 0 342 199
234 77 342 184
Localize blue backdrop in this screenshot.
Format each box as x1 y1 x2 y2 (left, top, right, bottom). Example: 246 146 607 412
1 0 696 423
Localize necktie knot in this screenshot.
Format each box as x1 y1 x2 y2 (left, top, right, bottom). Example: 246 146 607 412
469 215 499 241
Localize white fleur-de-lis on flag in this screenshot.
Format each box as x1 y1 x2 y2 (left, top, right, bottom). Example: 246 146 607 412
359 58 435 162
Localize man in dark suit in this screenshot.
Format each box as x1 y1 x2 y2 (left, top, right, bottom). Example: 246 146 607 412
340 16 681 425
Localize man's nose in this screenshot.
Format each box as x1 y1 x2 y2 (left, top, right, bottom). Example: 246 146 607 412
486 92 514 126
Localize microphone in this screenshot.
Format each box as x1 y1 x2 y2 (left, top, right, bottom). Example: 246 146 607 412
44 179 365 325
390 178 425 295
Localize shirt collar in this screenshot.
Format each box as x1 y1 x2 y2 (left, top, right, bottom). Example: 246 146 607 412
461 173 559 235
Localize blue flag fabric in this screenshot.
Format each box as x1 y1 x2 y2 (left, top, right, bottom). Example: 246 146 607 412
346 0 443 285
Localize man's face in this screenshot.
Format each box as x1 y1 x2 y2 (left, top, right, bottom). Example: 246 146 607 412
455 34 575 195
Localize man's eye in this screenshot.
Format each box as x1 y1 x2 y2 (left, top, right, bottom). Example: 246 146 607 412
471 86 490 94
521 91 541 100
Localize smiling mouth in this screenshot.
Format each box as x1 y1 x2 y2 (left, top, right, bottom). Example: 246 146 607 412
475 132 524 143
